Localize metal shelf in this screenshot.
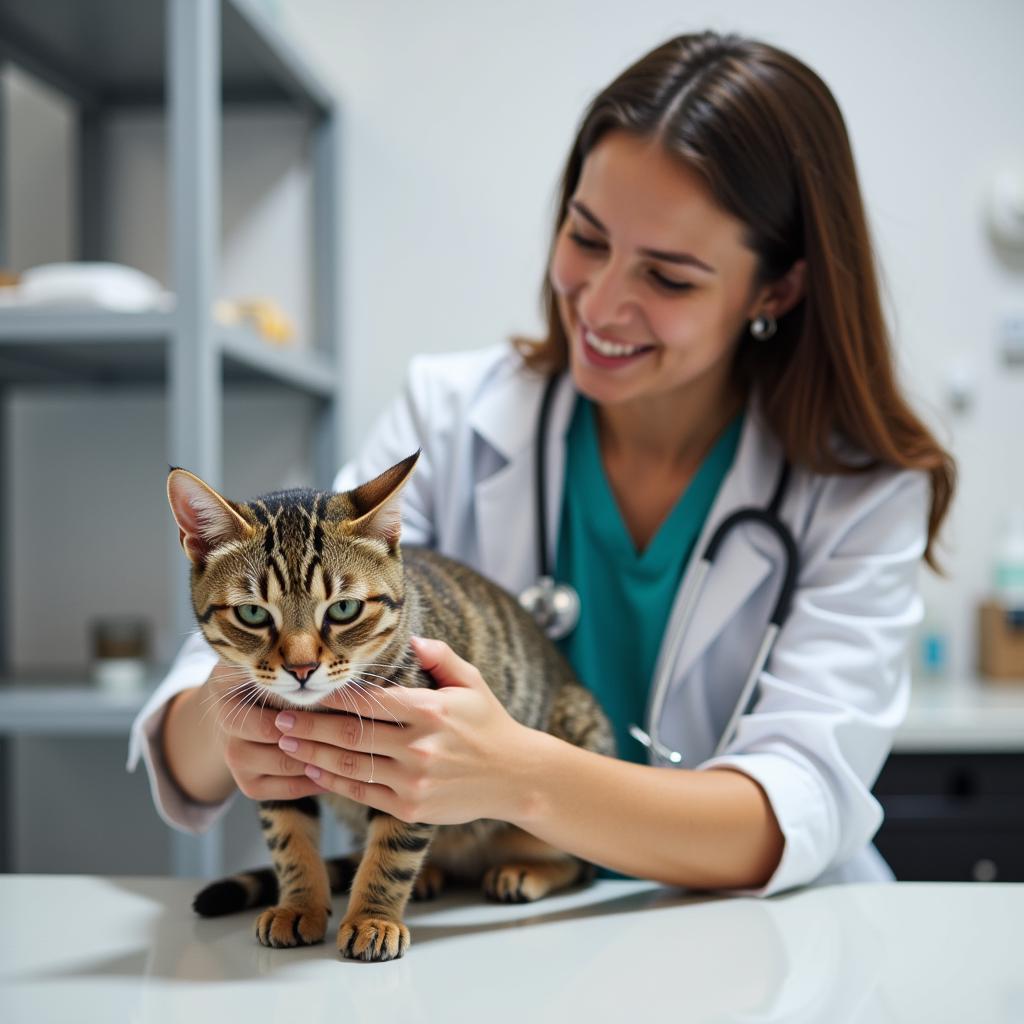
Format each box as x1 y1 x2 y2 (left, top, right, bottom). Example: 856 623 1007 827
219 323 336 396
0 680 150 735
0 308 337 395
0 0 343 879
0 0 334 112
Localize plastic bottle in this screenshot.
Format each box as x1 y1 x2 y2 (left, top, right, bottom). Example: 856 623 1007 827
993 507 1024 627
917 614 950 683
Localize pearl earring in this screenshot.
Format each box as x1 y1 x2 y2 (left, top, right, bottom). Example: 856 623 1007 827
750 314 777 339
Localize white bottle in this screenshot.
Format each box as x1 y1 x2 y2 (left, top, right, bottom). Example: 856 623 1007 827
993 507 1024 616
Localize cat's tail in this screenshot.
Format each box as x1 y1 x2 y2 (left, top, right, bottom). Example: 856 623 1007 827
192 854 359 917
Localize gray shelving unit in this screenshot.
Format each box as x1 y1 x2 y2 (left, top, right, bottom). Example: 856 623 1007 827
0 0 343 876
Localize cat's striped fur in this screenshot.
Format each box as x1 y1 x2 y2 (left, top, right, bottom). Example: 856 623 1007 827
167 451 615 961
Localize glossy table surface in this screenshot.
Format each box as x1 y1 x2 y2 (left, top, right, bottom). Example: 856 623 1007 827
3 875 1023 1023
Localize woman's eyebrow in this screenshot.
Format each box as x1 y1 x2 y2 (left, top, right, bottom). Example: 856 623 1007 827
569 199 717 274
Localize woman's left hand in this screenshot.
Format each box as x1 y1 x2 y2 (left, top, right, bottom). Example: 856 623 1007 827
273 636 530 825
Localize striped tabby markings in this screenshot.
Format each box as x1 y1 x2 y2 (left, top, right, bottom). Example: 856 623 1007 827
336 817 436 961
410 863 446 901
253 798 333 948
197 602 229 624
253 499 291 597
300 501 329 595
487 828 592 902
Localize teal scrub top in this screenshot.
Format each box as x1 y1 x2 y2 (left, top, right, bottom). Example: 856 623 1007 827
555 396 745 767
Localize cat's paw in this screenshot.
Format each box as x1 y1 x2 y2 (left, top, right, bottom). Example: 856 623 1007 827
482 864 550 903
410 864 445 901
254 904 329 947
336 914 410 961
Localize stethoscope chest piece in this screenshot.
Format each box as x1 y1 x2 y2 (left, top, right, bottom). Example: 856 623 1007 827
519 575 581 641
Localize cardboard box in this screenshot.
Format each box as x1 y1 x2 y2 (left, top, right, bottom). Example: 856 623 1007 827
978 600 1024 680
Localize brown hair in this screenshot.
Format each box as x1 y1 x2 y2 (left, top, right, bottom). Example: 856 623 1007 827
513 31 955 570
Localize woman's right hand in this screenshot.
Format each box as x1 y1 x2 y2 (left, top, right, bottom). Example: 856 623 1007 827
164 661 324 804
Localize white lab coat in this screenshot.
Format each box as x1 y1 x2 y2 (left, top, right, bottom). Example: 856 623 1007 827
129 343 928 897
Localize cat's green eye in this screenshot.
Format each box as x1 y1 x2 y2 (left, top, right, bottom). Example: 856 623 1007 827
326 599 363 625
235 604 271 627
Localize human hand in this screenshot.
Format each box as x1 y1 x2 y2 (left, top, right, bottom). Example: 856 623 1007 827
273 637 532 824
199 659 325 801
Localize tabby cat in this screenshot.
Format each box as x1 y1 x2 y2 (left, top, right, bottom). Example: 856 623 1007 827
166 451 615 961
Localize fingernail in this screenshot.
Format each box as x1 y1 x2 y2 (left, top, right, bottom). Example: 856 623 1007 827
304 764 322 780
279 736 298 752
276 712 295 731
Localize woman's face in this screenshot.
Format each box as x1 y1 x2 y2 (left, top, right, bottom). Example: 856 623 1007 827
549 130 766 411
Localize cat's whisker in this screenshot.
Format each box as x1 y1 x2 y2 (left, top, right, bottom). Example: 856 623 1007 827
223 682 264 733
344 685 378 764
233 684 267 734
353 661 420 674
351 670 413 708
347 679 388 721
237 680 266 737
347 678 406 727
196 678 260 714
197 671 256 696
332 685 366 747
352 667 411 700
197 682 260 728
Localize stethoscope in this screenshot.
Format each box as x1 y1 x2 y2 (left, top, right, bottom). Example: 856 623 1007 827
518 373 800 767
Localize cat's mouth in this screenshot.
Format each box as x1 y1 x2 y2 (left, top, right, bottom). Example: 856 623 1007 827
251 670 394 710
275 683 336 708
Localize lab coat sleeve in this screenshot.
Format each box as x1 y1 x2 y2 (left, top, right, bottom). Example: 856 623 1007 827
695 466 929 897
331 354 443 547
125 630 224 834
126 357 445 832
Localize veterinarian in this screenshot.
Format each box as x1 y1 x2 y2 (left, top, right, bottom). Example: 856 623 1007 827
130 31 955 895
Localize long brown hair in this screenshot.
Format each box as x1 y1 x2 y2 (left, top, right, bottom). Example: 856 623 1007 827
514 32 955 570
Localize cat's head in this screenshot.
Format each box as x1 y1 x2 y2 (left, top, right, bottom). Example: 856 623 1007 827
166 452 419 709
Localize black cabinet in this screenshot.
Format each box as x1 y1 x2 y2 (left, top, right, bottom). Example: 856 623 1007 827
873 752 1024 882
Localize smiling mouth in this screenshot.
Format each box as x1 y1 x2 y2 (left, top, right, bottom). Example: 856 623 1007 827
580 325 656 366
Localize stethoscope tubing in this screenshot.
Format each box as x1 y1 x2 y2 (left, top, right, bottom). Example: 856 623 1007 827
524 373 801 767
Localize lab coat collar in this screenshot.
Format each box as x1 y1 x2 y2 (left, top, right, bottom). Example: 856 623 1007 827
650 389 787 697
469 367 576 593
465 358 561 461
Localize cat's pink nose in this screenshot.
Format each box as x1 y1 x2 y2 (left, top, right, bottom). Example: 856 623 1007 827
283 662 319 683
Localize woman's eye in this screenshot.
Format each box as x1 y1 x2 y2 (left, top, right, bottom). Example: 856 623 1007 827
568 230 605 251
569 231 693 293
235 604 271 627
650 272 693 292
326 599 363 624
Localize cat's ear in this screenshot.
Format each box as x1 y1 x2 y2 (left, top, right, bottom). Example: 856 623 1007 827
167 468 255 566
340 450 420 551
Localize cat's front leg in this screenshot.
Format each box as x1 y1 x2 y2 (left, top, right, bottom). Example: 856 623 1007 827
254 798 332 947
337 813 436 961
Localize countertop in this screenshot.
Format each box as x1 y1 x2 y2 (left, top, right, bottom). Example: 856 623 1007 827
2 875 1022 1023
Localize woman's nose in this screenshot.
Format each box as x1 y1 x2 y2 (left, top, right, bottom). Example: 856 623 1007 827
576 259 635 331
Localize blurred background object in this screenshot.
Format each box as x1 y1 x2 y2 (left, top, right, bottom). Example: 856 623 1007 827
90 615 151 692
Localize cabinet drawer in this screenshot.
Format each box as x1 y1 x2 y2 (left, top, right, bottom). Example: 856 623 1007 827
875 824 1024 882
873 752 1024 881
874 752 1024 798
